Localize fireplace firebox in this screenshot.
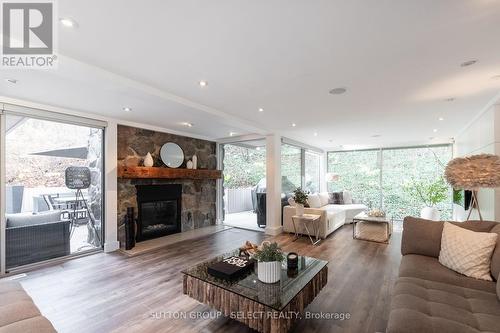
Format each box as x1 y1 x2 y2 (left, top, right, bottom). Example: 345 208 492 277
136 184 182 242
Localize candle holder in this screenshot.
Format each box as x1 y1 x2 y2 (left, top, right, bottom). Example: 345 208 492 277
287 252 298 270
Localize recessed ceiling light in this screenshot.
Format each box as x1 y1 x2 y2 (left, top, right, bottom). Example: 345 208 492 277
433 129 438 133
122 107 132 112
460 60 477 67
329 87 347 95
229 132 236 136
258 108 264 112
181 122 193 127
445 97 456 102
60 18 77 28
328 139 334 143
314 132 318 137
438 117 444 121
291 123 296 127
256 147 261 151
199 80 208 87
5 78 17 84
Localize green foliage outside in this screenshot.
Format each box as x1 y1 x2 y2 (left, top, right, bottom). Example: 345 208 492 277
328 146 453 220
253 242 285 262
222 144 266 188
404 177 448 207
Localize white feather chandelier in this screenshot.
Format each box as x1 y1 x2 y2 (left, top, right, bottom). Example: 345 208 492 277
444 154 500 221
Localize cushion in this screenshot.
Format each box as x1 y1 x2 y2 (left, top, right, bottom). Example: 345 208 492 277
307 194 321 208
399 255 496 293
439 222 498 281
328 192 344 204
342 190 353 204
6 211 62 228
318 192 329 207
388 276 500 333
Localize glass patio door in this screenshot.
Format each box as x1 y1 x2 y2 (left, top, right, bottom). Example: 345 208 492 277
1 108 105 273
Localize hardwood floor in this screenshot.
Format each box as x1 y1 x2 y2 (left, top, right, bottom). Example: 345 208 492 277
16 225 402 333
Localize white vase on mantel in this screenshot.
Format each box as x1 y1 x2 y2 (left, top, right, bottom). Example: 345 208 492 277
192 155 197 169
420 206 440 221
143 152 154 167
186 160 193 169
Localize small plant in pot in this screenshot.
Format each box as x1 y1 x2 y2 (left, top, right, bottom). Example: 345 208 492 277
405 177 448 221
292 188 308 216
254 241 285 284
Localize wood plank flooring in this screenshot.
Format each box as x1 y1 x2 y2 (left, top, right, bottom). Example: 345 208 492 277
15 225 402 333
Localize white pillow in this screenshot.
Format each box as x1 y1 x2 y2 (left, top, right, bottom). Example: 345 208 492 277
439 222 498 281
343 191 353 204
318 192 329 207
307 194 322 208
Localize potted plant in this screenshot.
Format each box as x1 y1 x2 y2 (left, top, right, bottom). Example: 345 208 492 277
406 178 448 221
254 241 285 284
292 188 308 216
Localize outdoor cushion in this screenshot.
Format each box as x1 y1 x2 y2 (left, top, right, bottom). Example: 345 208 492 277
439 222 498 281
6 211 62 228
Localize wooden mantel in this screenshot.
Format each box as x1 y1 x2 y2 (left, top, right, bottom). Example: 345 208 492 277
118 166 222 180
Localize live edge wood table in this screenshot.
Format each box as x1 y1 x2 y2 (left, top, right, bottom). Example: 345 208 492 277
182 249 328 333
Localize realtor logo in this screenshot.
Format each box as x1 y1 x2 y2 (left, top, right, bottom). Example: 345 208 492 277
1 1 57 68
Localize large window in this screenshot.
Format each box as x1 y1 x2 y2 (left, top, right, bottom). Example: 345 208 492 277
327 145 453 220
281 143 321 194
281 144 301 193
305 151 320 193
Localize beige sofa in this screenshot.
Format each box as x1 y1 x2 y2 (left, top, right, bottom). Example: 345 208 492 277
387 217 500 333
283 202 367 239
0 280 56 333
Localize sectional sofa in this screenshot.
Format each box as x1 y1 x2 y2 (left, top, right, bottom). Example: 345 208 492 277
387 217 500 333
283 191 367 238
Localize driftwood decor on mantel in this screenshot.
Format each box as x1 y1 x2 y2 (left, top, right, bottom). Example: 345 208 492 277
118 166 222 180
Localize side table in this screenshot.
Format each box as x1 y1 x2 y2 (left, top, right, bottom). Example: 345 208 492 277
292 214 322 245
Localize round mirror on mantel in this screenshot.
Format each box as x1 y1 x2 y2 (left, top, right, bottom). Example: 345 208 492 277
160 142 185 168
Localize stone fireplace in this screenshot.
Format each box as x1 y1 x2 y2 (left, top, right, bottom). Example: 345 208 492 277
136 184 182 242
117 125 217 248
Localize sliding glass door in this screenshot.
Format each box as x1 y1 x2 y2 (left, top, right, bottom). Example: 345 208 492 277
1 111 105 272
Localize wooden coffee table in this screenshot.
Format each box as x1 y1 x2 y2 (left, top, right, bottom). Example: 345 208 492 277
182 249 328 333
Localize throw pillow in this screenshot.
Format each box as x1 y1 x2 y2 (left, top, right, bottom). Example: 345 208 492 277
343 191 353 204
439 222 498 281
328 192 344 205
318 192 329 206
307 194 322 208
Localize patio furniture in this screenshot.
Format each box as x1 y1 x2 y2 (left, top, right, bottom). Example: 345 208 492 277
5 210 71 268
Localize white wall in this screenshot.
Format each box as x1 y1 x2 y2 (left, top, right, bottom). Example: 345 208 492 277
454 104 500 221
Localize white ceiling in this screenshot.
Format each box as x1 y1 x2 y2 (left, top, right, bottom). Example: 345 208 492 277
2 0 500 149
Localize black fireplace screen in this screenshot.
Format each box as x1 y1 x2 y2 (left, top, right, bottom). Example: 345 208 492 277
140 201 178 236
136 184 182 242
